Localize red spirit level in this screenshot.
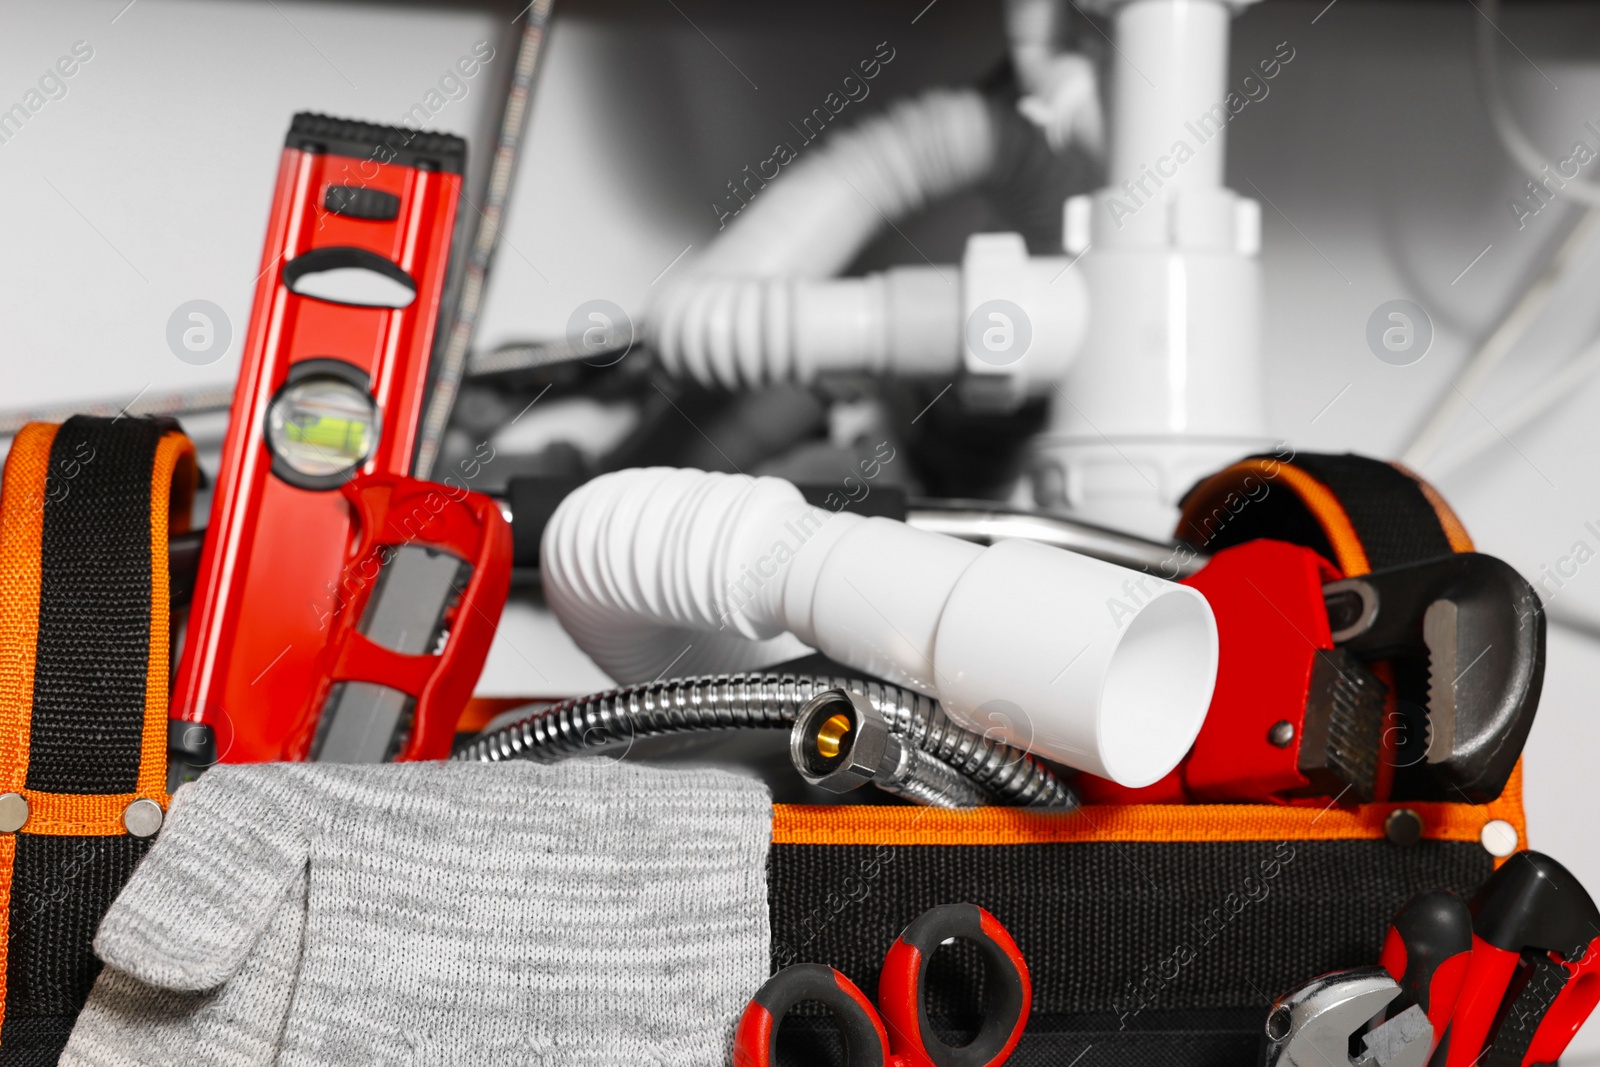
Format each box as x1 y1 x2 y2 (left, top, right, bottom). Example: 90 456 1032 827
173 114 510 763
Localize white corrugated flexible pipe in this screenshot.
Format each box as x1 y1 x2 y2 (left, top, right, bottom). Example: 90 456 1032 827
648 268 962 390
647 89 999 390
542 467 1219 787
693 88 997 278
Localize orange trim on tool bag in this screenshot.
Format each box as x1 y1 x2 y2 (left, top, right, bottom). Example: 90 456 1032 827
0 422 57 796
1181 458 1373 576
7 793 163 836
0 423 191 838
1394 462 1475 553
773 762 1527 849
0 835 11 1037
0 428 39 1043
457 697 549 734
135 431 195 809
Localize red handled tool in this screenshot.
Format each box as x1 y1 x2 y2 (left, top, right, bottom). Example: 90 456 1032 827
282 472 510 763
1264 860 1599 1067
1077 540 1543 806
1179 539 1383 804
173 114 485 762
1442 851 1600 1067
734 903 1031 1067
1379 890 1474 1061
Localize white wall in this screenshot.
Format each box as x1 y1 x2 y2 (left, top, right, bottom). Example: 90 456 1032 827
0 0 506 414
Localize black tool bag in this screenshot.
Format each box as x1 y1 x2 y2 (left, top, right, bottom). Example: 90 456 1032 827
765 452 1520 1066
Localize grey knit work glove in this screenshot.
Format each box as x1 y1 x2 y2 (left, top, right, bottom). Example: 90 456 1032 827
61 760 772 1067
62 859 307 1067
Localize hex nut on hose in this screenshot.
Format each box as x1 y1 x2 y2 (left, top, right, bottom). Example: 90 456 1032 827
790 689 898 793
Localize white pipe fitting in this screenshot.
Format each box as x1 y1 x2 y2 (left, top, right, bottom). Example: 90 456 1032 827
543 467 1218 786
646 85 1094 399
1032 0 1270 538
647 88 1004 390
650 237 1090 395
961 233 1088 410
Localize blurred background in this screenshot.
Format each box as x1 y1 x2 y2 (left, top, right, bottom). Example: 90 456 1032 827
2 1 1599 1052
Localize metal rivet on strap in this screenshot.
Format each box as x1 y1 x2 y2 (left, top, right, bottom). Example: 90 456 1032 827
1384 808 1424 847
0 793 27 833
1481 819 1518 858
123 798 164 838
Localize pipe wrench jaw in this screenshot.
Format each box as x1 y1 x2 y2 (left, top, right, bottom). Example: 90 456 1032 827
1321 553 1545 803
1261 967 1433 1067
1296 647 1386 803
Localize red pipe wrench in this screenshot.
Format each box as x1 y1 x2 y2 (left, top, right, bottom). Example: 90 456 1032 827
1078 539 1544 806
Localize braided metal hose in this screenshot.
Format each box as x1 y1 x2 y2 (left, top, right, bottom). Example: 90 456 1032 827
454 673 1077 809
879 745 992 808
866 681 1072 808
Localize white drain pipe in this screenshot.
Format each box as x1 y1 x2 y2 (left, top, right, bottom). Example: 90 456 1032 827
645 88 1090 398
641 4 1272 539
1032 0 1270 538
542 467 1218 786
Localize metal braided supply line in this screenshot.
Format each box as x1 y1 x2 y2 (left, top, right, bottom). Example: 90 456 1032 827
455 673 1078 809
876 745 992 809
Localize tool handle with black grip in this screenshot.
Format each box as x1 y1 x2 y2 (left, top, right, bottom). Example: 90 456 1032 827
1380 888 1473 1049
1382 889 1465 1062
877 903 1031 1067
733 964 891 1067
1446 852 1600 1067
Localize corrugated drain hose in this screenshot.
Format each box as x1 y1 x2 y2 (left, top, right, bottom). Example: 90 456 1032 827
454 673 1078 810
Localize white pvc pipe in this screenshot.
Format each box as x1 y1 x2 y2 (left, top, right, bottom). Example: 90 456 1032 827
1107 0 1231 192
543 467 1219 786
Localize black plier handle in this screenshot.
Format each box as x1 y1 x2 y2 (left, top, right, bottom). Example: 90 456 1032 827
1442 851 1600 1066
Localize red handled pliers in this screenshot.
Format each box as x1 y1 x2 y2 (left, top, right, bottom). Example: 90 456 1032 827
733 903 1031 1067
1438 851 1600 1066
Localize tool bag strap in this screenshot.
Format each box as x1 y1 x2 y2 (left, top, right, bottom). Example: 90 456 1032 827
0 415 196 1062
1177 450 1473 574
